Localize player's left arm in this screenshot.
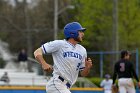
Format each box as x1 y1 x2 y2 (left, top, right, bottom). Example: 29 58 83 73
80 58 93 77
131 63 140 87
131 63 139 82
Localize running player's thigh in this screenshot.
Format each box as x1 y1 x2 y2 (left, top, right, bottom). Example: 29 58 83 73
59 89 71 93
46 77 71 93
47 89 71 93
46 84 71 93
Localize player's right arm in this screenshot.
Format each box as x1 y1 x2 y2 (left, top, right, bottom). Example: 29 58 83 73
34 47 53 72
112 63 117 85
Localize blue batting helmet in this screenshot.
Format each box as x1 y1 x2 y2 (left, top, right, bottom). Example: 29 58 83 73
64 22 86 39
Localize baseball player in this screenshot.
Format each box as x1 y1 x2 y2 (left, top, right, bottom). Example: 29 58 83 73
34 22 93 93
100 74 113 93
112 50 140 93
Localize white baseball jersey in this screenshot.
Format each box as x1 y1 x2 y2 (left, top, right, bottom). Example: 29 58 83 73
100 79 113 93
41 39 87 86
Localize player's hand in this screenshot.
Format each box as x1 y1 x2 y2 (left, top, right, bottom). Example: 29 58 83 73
112 84 115 89
112 84 118 93
138 82 140 88
80 58 93 77
85 58 93 69
42 62 53 72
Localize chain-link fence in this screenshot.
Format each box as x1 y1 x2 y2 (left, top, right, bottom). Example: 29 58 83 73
87 49 139 78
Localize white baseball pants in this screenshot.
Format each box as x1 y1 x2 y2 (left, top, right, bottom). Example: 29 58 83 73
118 78 135 93
46 76 71 93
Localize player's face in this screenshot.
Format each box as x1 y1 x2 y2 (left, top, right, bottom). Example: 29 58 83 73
75 31 84 42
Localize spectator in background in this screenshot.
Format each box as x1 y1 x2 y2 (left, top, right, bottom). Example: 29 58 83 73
0 72 10 85
100 74 113 93
18 48 28 72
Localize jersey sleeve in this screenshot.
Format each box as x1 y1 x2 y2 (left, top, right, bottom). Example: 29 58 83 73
41 40 62 54
79 48 87 71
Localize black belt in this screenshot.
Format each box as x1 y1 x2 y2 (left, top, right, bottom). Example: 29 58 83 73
58 76 71 88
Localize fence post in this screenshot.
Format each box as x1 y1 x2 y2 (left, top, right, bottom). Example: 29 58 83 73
100 52 103 78
136 49 139 76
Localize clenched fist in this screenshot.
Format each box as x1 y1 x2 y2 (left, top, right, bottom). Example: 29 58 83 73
42 62 53 72
85 58 93 69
